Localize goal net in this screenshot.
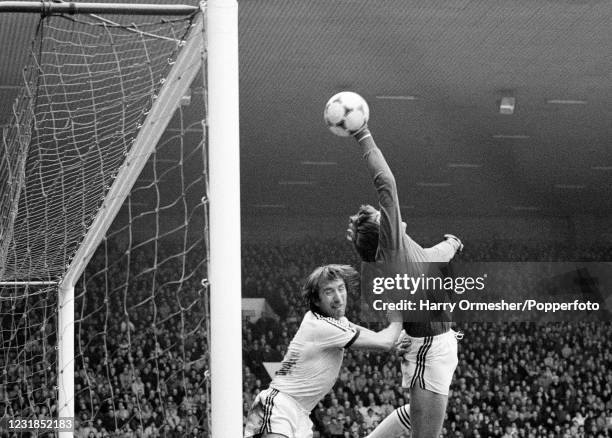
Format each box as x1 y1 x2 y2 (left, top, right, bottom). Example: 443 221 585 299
1 8 210 436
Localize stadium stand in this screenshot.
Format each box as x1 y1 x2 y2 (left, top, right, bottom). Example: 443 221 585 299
4 237 610 437
242 239 612 438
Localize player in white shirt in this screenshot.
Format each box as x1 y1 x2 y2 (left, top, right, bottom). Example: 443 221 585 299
244 264 402 438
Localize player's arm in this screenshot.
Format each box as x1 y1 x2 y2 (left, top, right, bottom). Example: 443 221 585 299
346 321 402 351
354 128 403 249
423 235 464 262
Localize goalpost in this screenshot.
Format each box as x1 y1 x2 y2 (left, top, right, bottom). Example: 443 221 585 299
0 1 240 436
206 1 243 437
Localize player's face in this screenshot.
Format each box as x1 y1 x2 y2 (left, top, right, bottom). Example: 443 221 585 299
315 278 347 319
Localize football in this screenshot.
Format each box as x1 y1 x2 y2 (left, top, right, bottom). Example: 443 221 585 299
323 91 369 137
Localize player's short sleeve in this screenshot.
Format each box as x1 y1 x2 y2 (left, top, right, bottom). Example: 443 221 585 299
310 314 360 349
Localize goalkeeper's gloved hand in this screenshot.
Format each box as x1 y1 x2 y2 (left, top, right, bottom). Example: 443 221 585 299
353 125 370 141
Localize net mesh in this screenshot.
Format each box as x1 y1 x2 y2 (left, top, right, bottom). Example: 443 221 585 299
2 13 195 282
0 88 33 281
0 285 57 433
1 9 210 437
74 105 209 436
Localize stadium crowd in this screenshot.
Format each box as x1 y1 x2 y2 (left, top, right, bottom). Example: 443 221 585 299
2 237 612 437
243 239 612 438
1 238 209 438
70 240 209 438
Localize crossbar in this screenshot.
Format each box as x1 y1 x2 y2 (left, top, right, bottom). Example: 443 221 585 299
0 281 58 285
0 1 198 15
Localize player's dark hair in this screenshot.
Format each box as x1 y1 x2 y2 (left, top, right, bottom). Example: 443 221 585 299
350 204 379 262
302 264 359 313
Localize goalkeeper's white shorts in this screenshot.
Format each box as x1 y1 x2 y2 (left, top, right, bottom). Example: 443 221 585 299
244 387 313 438
401 329 460 396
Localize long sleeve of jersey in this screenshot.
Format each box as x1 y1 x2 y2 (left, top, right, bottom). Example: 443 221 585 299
361 138 404 251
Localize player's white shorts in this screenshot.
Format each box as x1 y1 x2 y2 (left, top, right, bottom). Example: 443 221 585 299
400 329 460 396
244 387 313 438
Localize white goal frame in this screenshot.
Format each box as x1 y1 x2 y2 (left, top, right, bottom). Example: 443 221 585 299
0 1 241 437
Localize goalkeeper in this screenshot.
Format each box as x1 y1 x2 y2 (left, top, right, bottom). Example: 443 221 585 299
345 126 463 438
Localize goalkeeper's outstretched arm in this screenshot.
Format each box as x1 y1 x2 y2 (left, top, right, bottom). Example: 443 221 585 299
353 127 405 251
354 128 398 211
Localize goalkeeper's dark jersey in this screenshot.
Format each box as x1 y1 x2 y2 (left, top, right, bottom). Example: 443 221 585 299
362 142 456 337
